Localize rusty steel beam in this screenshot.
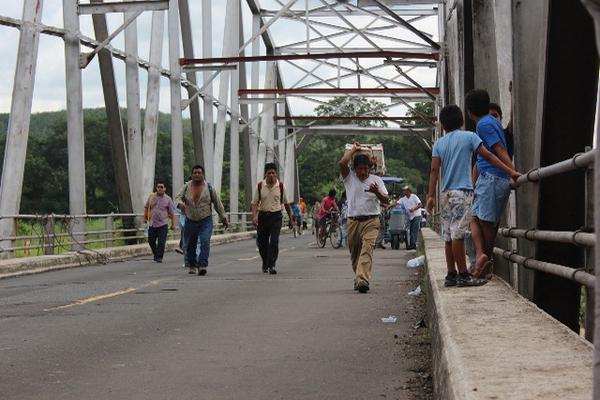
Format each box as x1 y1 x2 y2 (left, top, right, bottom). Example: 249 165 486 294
180 50 439 65
239 87 440 95
273 115 436 121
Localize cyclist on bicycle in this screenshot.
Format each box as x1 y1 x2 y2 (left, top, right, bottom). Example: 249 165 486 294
318 188 339 240
291 202 302 235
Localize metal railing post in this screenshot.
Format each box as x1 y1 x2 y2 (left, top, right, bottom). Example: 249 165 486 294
43 215 55 255
105 213 114 248
586 146 595 342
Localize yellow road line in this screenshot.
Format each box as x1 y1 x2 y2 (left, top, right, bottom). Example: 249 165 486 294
44 280 161 311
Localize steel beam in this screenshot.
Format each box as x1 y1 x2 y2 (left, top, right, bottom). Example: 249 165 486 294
229 0 240 221
78 1 168 14
91 1 133 216
202 0 215 182
142 10 164 197
63 0 87 250
179 0 204 166
180 50 439 65
239 87 439 95
125 10 143 214
0 0 44 256
273 116 436 121
168 0 184 191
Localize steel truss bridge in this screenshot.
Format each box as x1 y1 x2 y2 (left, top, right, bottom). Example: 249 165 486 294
3 0 600 395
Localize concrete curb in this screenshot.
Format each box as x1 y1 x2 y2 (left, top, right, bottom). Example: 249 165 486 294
421 228 592 400
0 231 256 280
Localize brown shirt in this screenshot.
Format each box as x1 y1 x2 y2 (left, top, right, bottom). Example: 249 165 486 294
252 179 288 212
175 181 226 221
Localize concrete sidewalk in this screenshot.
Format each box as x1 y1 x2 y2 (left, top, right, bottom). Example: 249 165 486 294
421 228 592 400
0 231 256 280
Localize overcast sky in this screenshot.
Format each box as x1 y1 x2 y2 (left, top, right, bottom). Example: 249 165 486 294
0 1 438 117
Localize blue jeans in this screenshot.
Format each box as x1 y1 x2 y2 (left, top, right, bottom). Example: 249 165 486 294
184 216 213 268
408 216 421 249
148 224 168 260
472 171 510 224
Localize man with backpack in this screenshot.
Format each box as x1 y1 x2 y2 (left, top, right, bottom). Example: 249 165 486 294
175 165 228 276
252 163 294 274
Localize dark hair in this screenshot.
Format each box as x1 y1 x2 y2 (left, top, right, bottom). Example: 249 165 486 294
264 162 277 173
328 188 337 198
439 105 464 132
191 165 205 174
489 102 503 118
353 153 371 169
465 89 490 117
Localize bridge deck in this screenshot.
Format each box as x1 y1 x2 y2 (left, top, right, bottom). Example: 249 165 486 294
0 234 430 399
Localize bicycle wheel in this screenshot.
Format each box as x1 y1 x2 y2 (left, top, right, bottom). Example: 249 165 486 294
318 226 327 248
330 226 341 248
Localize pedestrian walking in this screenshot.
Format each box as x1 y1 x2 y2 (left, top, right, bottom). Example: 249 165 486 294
175 165 229 276
339 142 389 293
398 186 422 250
251 163 294 274
311 200 321 234
144 182 175 263
426 105 519 287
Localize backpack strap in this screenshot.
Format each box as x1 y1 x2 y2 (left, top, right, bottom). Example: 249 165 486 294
279 181 284 204
206 181 216 208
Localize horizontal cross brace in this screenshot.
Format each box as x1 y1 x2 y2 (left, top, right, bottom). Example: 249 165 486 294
239 87 440 95
78 0 168 15
273 116 436 121
180 50 439 65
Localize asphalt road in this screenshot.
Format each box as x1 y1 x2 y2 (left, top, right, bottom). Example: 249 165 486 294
0 232 425 400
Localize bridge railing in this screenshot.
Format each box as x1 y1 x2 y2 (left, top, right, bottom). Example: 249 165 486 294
0 211 256 258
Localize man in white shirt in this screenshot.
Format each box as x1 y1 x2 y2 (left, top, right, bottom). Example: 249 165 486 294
339 143 389 293
398 186 422 250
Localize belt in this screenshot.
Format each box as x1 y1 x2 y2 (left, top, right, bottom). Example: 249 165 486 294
259 210 282 214
349 215 378 222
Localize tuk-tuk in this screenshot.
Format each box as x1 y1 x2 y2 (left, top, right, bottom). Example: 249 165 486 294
381 177 409 250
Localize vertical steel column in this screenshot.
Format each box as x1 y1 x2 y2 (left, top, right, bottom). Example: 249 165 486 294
63 0 86 250
255 62 276 182
238 8 253 212
249 14 261 188
584 1 600 395
124 10 143 213
276 99 286 167
213 0 237 192
533 1 598 331
202 0 214 182
91 1 133 217
283 131 295 203
179 0 204 166
142 10 165 196
168 0 184 192
0 0 44 256
512 0 549 298
229 0 240 221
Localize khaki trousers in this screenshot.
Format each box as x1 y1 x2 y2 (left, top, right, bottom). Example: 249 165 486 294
347 217 380 284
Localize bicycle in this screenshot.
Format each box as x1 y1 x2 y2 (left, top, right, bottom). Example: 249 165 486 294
317 211 341 249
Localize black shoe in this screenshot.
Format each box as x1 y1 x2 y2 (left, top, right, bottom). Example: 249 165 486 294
262 267 268 273
444 272 457 287
175 248 184 255
353 282 359 291
457 272 487 287
198 268 207 276
268 267 277 275
357 281 369 293
155 258 163 263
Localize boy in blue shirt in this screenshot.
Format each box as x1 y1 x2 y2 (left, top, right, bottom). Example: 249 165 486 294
426 105 520 287
465 89 520 278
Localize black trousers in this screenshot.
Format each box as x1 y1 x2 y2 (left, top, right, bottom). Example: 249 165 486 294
257 211 283 270
148 224 168 260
